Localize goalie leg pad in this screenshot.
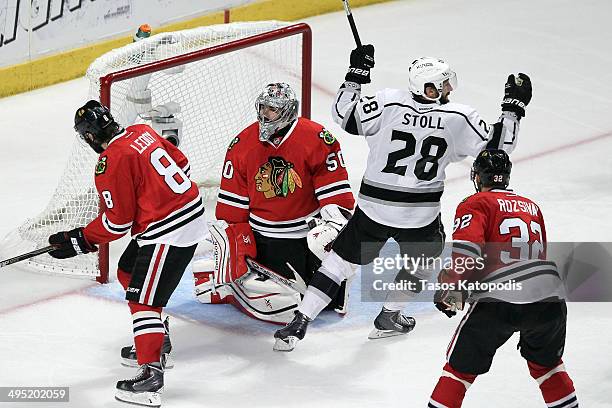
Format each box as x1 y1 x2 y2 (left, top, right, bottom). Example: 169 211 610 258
193 221 257 303
209 221 256 284
193 258 231 304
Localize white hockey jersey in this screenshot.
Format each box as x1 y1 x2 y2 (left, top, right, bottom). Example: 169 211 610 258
332 81 521 228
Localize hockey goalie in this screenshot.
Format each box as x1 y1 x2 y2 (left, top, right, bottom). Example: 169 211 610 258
193 221 304 324
192 83 355 324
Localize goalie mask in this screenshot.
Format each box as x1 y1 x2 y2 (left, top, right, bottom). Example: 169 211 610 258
471 149 512 192
408 57 458 103
255 83 299 142
74 100 123 154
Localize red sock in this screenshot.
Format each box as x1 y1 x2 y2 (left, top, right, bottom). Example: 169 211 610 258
429 363 477 408
528 360 578 407
128 302 164 365
117 268 131 291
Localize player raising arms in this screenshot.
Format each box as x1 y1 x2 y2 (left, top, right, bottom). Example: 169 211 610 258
429 150 577 408
192 82 355 324
47 100 206 407
274 45 532 350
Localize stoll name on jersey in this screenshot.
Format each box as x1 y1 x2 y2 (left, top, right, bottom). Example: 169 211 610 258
402 113 445 130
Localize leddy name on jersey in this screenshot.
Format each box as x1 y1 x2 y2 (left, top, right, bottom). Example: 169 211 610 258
129 131 156 154
402 113 445 130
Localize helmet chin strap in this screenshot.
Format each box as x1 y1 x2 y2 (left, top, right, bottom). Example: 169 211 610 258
423 93 442 103
471 172 483 193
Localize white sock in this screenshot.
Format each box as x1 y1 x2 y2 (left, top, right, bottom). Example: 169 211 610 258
382 301 405 312
299 287 329 320
382 288 420 311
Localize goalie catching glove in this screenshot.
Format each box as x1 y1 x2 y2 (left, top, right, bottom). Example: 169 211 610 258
48 228 97 259
307 204 352 260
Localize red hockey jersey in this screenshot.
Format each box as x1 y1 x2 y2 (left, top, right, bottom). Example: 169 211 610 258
445 189 562 302
216 118 355 238
83 124 206 247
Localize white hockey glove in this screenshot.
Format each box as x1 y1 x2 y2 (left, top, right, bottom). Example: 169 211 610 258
307 204 352 260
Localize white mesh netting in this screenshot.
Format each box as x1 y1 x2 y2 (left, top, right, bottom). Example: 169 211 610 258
2 21 306 278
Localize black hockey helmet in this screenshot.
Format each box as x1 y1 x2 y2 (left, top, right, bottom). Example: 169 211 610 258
471 149 512 192
74 100 122 153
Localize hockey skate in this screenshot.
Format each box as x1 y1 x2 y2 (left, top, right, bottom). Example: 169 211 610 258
368 307 416 339
121 317 174 369
115 357 164 407
273 311 310 352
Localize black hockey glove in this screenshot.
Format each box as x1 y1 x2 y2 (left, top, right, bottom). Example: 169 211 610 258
433 271 467 318
501 73 532 118
48 228 97 259
345 44 375 84
434 296 457 318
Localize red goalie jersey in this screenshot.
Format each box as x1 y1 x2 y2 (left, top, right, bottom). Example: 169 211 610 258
83 124 206 246
445 189 561 303
216 118 355 238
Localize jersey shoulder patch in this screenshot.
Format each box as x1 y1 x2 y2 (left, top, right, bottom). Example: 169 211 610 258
460 193 475 204
95 156 108 176
459 192 489 209
229 122 259 154
227 136 241 151
318 128 336 145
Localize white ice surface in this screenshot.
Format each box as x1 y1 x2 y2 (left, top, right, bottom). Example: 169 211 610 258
1 0 611 407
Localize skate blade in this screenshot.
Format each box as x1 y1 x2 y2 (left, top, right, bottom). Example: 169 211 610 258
121 354 174 369
115 388 163 407
368 328 410 340
273 337 298 352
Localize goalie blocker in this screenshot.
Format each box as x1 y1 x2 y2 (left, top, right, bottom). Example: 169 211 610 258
193 220 350 324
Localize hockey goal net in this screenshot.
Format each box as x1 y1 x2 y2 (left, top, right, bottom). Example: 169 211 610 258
3 21 311 283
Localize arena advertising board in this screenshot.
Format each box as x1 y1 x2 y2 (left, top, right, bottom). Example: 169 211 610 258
0 0 253 66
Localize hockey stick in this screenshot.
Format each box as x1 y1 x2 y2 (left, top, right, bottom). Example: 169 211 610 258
0 245 55 268
245 257 307 294
341 0 362 47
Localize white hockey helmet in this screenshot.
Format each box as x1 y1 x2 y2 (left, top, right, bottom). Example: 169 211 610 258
408 57 457 102
255 83 299 142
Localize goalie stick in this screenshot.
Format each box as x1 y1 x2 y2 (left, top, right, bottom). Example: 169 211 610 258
245 257 307 295
0 245 55 268
341 0 362 47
